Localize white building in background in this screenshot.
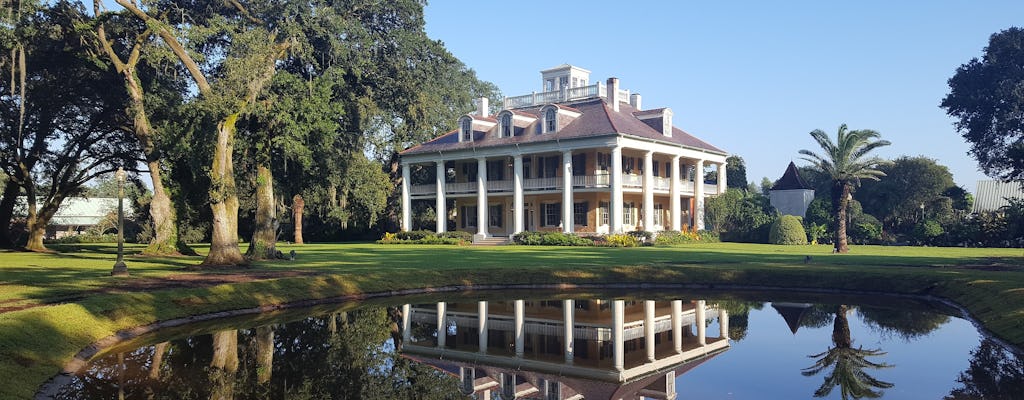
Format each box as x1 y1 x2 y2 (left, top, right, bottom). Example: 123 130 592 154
769 162 815 218
974 180 1024 213
398 65 729 241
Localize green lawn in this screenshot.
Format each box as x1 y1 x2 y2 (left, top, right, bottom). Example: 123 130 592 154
0 242 1022 399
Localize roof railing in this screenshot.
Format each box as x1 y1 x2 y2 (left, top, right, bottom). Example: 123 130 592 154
503 82 626 109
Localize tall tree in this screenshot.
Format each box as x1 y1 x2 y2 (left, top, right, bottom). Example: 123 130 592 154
0 1 134 251
941 27 1024 184
725 155 749 189
113 0 292 266
800 124 891 253
857 156 965 234
90 1 194 255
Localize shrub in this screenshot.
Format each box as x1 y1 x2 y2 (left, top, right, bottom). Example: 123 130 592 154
604 233 640 247
395 230 435 241
769 215 807 245
512 231 592 246
47 233 118 244
378 231 468 245
440 231 473 241
628 230 653 245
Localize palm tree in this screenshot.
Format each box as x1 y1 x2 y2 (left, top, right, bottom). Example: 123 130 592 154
802 305 894 399
800 125 891 253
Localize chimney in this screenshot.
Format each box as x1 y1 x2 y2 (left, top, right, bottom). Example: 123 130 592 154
606 77 619 112
476 97 489 118
630 93 642 111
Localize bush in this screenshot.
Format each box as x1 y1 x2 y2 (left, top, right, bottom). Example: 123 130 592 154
378 231 468 245
654 227 700 246
512 231 593 246
769 215 807 245
627 230 653 245
604 233 640 247
47 233 118 244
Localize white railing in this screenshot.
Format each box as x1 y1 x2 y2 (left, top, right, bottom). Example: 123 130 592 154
681 181 695 194
704 183 719 195
410 184 434 195
654 176 671 191
487 180 512 192
524 177 561 190
445 182 475 194
502 82 612 109
622 174 642 188
618 88 630 102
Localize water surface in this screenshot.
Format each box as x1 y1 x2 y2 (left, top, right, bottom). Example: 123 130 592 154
51 291 1024 399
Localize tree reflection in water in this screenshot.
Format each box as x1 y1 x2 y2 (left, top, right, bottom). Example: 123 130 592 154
946 339 1024 399
857 306 950 341
56 308 461 399
802 305 894 399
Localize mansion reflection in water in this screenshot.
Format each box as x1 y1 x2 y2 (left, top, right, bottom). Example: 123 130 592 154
401 298 730 399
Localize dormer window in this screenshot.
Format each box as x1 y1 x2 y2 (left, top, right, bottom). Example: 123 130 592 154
544 107 557 133
500 113 513 138
460 117 473 142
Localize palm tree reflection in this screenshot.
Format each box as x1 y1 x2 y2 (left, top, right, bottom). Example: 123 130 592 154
802 305 894 399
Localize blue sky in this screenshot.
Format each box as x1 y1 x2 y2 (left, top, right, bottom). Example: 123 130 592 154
424 1 1024 192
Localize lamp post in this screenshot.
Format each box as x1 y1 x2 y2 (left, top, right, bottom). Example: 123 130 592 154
111 167 128 276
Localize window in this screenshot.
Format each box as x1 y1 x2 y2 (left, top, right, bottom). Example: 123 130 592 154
487 160 504 181
500 113 513 138
460 117 473 142
573 202 588 226
654 203 664 227
571 153 586 176
461 205 477 228
524 158 532 179
489 204 503 227
623 202 635 225
653 161 660 177
599 201 610 225
559 76 568 89
572 77 578 88
544 108 557 133
542 203 561 227
666 162 671 177
539 155 558 178
545 79 555 91
597 152 610 171
462 163 477 182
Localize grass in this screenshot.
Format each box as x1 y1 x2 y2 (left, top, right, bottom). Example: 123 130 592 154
0 241 1022 399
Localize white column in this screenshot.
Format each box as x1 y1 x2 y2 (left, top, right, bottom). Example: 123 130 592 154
670 156 681 231
563 299 574 363
513 155 524 234
514 300 525 357
643 151 654 231
437 302 447 348
696 300 706 346
644 300 656 361
435 161 446 233
477 157 488 238
719 308 729 339
401 304 412 344
694 159 705 230
479 301 489 353
671 300 683 353
612 300 625 371
610 146 624 233
401 163 411 232
718 161 728 194
562 150 574 233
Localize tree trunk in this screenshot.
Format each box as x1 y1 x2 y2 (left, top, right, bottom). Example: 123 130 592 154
24 197 61 252
255 325 274 384
292 194 304 244
832 305 852 348
832 181 851 253
201 115 245 267
245 165 277 260
210 330 238 400
145 159 196 255
0 184 20 248
149 342 168 380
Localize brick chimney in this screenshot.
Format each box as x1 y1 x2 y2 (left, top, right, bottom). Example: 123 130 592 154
606 77 619 112
476 97 489 118
630 93 642 111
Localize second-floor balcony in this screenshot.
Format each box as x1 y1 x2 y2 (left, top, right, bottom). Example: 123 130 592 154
410 175 720 196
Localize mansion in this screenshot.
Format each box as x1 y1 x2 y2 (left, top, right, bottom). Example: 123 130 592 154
399 65 728 239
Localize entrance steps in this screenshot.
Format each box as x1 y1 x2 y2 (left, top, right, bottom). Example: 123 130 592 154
472 236 510 246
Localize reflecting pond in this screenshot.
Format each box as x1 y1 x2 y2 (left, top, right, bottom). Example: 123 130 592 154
50 291 1024 399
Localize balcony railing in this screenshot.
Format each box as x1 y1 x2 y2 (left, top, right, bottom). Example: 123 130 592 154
410 176 719 196
502 82 610 109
